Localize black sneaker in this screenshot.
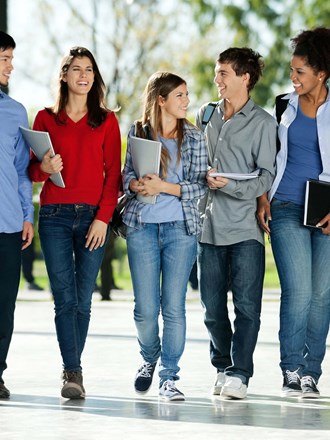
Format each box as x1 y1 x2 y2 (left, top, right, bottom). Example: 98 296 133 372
61 370 85 399
282 369 302 397
134 361 156 394
301 375 320 399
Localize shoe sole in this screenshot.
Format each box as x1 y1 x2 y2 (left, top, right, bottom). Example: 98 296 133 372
281 390 302 397
301 392 320 399
61 383 85 399
221 388 247 399
159 395 185 402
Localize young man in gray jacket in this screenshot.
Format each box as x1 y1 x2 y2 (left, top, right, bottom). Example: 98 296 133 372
197 47 277 399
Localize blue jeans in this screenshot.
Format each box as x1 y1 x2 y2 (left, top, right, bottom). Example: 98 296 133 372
126 221 197 384
270 198 330 381
0 232 22 381
39 204 108 372
198 240 265 384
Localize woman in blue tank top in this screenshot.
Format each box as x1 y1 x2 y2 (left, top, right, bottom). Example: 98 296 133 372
257 27 330 399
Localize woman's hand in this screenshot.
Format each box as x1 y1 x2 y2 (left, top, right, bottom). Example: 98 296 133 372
40 149 63 174
129 178 142 193
317 212 330 235
85 219 107 251
138 174 162 197
256 193 271 235
206 168 228 190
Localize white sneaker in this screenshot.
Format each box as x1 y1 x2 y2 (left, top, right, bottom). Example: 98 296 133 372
212 372 226 395
159 380 185 402
220 376 247 399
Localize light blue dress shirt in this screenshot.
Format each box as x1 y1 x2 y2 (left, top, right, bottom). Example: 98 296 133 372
0 89 33 233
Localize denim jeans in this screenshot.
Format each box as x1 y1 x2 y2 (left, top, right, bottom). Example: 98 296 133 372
270 198 330 380
39 204 108 372
198 240 265 384
126 221 197 384
0 232 22 381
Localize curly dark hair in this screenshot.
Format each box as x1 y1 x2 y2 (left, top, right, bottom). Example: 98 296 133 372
217 47 264 91
291 27 330 80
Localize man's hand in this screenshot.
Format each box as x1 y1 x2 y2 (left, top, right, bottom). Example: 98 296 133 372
206 168 228 190
22 221 34 250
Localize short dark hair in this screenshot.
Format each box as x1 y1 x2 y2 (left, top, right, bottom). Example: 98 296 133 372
217 47 264 91
291 27 330 81
0 31 16 51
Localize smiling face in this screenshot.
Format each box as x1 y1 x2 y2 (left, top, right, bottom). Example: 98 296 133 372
158 83 190 120
290 55 325 96
0 47 14 87
62 56 95 96
214 62 249 101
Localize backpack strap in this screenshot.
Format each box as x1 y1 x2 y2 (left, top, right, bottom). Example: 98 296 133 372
275 94 289 124
201 102 218 131
275 94 289 151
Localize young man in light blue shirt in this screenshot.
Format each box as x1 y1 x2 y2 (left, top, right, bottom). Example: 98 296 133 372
0 31 34 399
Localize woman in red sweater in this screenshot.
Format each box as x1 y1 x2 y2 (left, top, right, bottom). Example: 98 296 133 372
29 47 121 399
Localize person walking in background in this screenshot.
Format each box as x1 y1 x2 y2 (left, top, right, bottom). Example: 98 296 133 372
21 238 44 291
0 31 34 399
98 230 121 301
28 47 121 399
197 48 277 399
257 27 330 398
122 71 208 401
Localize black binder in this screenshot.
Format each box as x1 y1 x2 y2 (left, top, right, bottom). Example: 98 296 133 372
304 180 330 227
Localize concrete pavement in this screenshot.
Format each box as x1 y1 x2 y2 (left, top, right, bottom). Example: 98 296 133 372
0 288 329 440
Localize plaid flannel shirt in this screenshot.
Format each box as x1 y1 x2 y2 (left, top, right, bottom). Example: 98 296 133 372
122 122 208 236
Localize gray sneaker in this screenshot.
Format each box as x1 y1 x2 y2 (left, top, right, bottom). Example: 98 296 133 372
301 376 320 399
61 371 85 399
159 380 185 402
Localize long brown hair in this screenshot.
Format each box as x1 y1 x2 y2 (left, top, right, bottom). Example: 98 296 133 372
136 71 188 175
47 47 109 128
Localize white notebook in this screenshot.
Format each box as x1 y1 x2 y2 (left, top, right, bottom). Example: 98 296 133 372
130 136 161 204
208 169 260 180
20 126 65 188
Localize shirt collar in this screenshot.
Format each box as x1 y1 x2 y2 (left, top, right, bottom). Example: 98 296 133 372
219 97 254 117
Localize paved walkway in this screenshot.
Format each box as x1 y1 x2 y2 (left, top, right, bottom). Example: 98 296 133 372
0 288 329 440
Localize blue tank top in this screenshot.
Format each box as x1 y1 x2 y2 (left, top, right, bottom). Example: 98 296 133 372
275 103 322 205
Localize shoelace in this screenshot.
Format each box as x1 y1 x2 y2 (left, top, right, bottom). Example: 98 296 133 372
163 380 177 392
138 363 154 378
285 370 300 384
301 376 313 387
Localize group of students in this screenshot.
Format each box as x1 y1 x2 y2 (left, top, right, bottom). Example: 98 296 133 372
0 26 329 403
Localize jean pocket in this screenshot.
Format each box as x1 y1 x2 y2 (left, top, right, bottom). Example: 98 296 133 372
39 205 59 217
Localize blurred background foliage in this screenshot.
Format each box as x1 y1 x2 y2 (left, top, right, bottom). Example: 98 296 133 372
2 0 329 291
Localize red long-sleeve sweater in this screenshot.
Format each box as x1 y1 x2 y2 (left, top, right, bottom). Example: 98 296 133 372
28 109 122 224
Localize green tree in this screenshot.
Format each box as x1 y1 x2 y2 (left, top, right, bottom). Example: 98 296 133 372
184 0 330 107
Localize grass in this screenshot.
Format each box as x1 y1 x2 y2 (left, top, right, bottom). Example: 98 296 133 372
25 239 280 292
